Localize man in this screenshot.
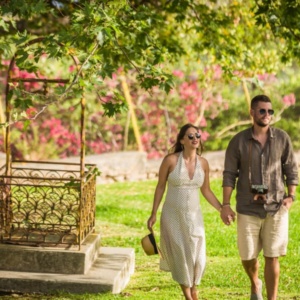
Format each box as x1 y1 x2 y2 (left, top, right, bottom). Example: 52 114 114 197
221 94 298 300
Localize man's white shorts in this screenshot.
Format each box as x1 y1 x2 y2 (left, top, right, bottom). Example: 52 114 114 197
237 206 289 260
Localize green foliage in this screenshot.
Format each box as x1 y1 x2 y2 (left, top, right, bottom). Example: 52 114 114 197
14 97 33 110
0 0 180 121
102 101 127 117
0 0 300 160
254 0 300 63
0 0 296 119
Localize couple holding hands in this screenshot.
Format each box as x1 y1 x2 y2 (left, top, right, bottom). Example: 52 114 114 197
145 95 298 300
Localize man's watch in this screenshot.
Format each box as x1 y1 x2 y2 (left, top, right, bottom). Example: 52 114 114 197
288 194 296 201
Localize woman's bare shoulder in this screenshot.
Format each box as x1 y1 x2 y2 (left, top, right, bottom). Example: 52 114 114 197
165 152 180 160
198 156 209 170
162 152 180 166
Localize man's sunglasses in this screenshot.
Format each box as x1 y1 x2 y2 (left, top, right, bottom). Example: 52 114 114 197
258 109 274 115
186 133 201 140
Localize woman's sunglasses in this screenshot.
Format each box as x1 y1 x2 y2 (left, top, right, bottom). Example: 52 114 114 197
258 109 274 115
186 133 201 140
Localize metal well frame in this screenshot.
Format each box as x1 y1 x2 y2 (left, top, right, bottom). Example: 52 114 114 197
0 38 97 248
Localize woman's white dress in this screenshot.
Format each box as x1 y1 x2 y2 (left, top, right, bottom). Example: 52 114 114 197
160 151 206 287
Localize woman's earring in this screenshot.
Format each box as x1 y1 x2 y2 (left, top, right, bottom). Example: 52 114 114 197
181 144 184 150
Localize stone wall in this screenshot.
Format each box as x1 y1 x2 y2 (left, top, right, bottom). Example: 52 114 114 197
92 150 300 184
1 150 299 184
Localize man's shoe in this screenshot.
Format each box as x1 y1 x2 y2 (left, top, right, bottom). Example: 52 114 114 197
250 279 263 300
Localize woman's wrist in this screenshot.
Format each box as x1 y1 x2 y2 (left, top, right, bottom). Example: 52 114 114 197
218 203 230 212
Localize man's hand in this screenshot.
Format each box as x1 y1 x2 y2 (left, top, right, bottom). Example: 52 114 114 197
220 205 236 226
282 196 294 210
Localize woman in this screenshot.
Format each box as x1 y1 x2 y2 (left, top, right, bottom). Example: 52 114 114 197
147 123 222 300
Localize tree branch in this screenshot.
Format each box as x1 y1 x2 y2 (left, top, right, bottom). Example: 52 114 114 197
113 34 141 73
61 41 100 97
214 104 289 139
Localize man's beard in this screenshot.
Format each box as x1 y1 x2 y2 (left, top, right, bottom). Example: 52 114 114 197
255 120 269 127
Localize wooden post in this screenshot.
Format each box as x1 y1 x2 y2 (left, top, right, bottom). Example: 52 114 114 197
242 78 251 110
80 93 86 180
242 78 253 124
120 74 143 152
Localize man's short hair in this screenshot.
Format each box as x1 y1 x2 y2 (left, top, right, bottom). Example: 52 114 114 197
251 95 271 109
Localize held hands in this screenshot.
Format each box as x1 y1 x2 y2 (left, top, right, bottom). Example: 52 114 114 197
220 206 236 226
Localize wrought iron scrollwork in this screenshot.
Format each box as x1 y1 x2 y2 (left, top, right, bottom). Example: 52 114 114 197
0 161 96 247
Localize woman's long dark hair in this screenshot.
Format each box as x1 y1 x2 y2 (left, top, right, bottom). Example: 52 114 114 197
169 123 203 155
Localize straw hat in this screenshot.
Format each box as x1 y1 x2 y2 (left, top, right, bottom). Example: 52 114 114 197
141 232 158 255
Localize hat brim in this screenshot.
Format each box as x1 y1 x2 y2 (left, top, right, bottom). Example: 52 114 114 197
141 233 158 255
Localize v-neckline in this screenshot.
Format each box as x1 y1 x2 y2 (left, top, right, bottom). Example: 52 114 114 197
181 152 197 180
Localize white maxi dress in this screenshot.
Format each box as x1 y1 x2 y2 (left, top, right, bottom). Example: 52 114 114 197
160 151 206 287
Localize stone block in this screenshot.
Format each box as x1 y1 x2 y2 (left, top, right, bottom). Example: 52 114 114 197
0 233 100 274
0 246 135 294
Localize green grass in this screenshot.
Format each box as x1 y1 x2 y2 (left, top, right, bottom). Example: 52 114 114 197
2 179 300 299
93 179 300 300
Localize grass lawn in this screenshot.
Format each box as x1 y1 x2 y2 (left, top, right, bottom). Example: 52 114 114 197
92 179 300 300
1 179 299 300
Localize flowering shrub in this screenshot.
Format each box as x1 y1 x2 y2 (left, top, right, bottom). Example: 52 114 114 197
0 59 298 160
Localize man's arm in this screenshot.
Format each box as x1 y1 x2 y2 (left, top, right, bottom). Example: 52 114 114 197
221 186 236 225
282 184 297 209
281 133 298 209
221 135 239 225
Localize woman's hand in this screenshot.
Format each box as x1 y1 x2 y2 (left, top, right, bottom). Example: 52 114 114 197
147 215 156 231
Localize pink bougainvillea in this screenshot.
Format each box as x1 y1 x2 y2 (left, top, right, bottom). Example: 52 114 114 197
10 65 44 91
26 107 38 118
1 60 296 161
173 69 185 79
282 93 296 106
257 73 277 83
87 139 111 154
41 117 81 157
